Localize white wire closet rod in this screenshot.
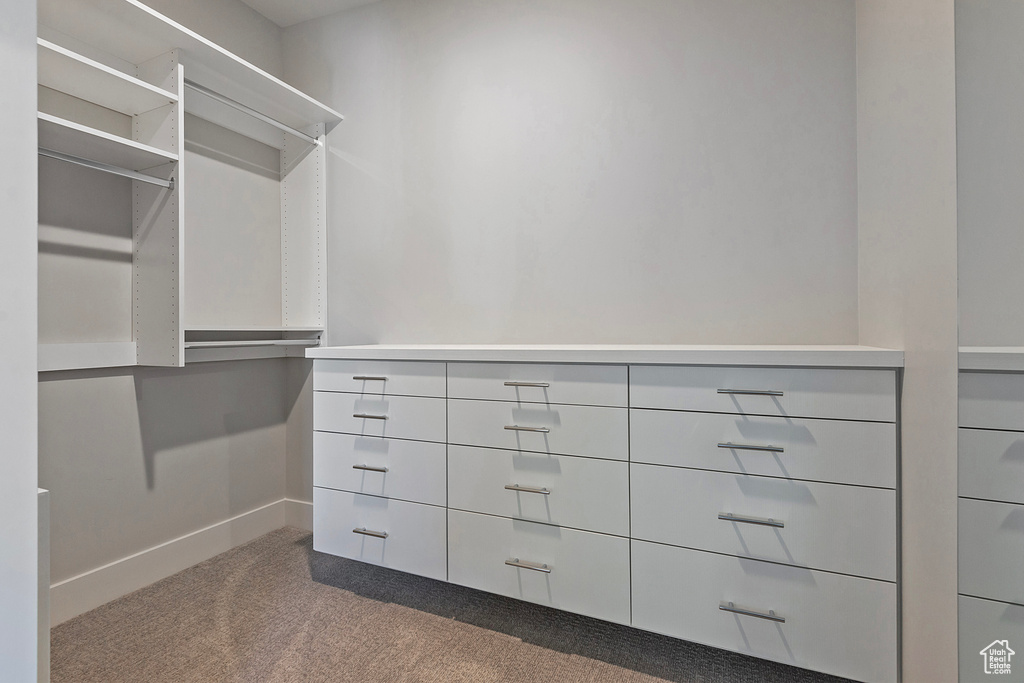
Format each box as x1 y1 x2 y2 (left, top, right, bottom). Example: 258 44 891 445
38 147 174 189
184 79 321 147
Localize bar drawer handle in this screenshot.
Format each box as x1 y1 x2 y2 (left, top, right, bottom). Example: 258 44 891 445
718 513 784 529
504 381 551 388
353 464 389 473
504 484 551 495
353 527 388 539
505 558 552 573
504 425 550 433
717 389 784 397
353 376 387 382
719 601 785 623
717 442 785 454
353 413 388 420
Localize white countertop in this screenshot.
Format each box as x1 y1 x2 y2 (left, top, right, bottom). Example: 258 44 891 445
960 346 1024 372
307 344 904 368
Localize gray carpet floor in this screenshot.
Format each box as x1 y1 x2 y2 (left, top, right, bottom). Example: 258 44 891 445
51 527 851 682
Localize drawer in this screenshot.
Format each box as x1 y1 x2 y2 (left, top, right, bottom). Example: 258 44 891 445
631 540 897 683
312 488 447 581
448 399 627 460
447 509 630 625
447 362 627 407
312 359 446 398
313 432 446 506
631 465 896 581
961 371 1024 431
959 498 1024 604
959 595 1024 682
313 392 446 443
447 445 629 536
960 428 1024 505
630 365 896 422
630 409 897 489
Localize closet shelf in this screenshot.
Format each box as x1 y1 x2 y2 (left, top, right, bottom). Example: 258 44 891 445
38 112 178 172
184 339 319 349
39 0 343 143
37 38 177 116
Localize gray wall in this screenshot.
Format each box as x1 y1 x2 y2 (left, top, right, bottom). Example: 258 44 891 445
282 0 860 346
1 0 39 677
956 0 1024 347
856 1 959 679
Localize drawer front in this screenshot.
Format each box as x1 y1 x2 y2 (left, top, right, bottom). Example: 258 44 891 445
631 541 897 683
959 498 1024 604
312 359 446 398
313 432 446 506
630 365 896 422
447 362 627 407
447 509 630 625
961 371 1024 431
630 409 897 489
313 392 446 443
631 465 897 581
960 428 1024 505
448 399 628 460
959 595 1024 682
447 445 629 536
312 488 447 581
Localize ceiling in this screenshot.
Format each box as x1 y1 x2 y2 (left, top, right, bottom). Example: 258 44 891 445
240 0 379 28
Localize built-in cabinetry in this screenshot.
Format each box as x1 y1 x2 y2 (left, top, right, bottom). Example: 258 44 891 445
309 345 903 682
35 0 342 371
958 348 1024 682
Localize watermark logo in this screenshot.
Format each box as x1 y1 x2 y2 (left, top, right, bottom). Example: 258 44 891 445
980 640 1015 675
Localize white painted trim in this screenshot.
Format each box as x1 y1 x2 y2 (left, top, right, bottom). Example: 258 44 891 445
50 499 290 625
38 490 49 683
285 498 313 531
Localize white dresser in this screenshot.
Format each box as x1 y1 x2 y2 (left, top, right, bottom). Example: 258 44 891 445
308 345 903 682
958 349 1024 682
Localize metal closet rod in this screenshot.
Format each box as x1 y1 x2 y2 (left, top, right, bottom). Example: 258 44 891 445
183 79 321 147
38 148 174 189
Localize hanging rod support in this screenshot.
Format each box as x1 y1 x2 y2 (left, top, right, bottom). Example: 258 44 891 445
39 148 174 189
184 79 322 147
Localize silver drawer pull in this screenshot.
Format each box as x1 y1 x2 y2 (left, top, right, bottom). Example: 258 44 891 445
353 527 388 539
353 464 389 473
717 389 784 397
504 425 550 433
353 375 387 382
504 381 551 388
718 513 784 529
719 601 785 623
504 484 551 495
353 413 388 420
717 442 785 453
505 558 552 573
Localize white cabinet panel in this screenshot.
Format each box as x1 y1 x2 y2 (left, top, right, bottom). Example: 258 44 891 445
630 408 896 489
959 497 1024 605
313 359 446 398
313 391 446 443
631 541 897 683
448 445 628 536
631 465 896 581
961 371 1024 431
447 362 627 407
313 432 446 507
447 510 630 625
313 488 446 581
630 365 896 422
959 595 1024 681
448 399 627 460
960 428 1024 505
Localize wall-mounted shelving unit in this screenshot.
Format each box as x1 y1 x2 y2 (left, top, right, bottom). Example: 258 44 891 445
36 0 342 371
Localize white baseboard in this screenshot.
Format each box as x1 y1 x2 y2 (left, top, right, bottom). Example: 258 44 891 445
50 498 299 626
285 498 313 531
